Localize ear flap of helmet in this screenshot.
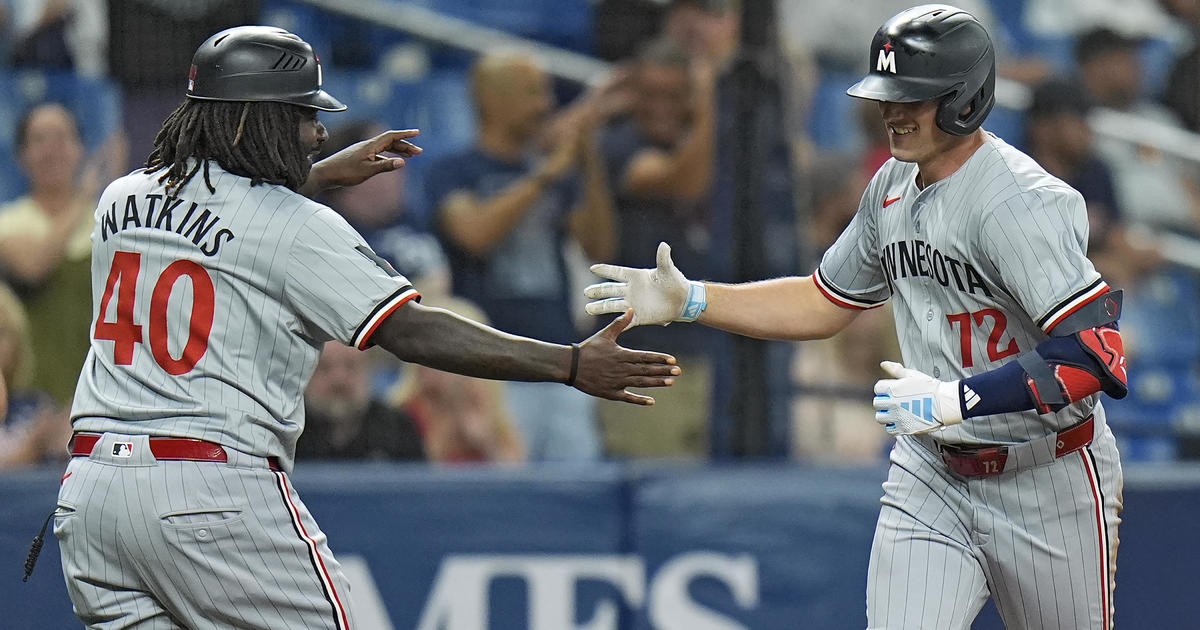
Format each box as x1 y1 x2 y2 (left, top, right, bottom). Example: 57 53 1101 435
936 57 995 136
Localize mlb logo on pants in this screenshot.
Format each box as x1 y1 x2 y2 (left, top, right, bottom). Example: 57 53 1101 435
112 442 133 458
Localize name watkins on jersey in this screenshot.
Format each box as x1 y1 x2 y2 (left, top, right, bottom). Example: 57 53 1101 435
100 194 235 257
879 239 994 298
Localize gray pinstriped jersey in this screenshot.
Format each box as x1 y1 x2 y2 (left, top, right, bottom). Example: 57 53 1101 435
70 163 418 470
817 133 1108 445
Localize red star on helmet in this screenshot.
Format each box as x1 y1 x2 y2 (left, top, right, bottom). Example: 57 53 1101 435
883 41 893 51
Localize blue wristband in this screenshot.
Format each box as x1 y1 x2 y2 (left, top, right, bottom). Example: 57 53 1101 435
679 281 707 322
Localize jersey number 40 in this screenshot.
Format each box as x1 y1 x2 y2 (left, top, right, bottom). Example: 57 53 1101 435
95 250 215 375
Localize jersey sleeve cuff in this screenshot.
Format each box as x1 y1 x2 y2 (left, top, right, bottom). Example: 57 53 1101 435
813 268 886 310
1038 279 1108 334
353 285 420 349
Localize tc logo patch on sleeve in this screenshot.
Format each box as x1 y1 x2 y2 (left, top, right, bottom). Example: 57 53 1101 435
355 245 400 277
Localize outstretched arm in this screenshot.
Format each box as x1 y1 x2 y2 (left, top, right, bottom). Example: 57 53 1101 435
585 242 860 341
299 129 423 198
370 301 680 405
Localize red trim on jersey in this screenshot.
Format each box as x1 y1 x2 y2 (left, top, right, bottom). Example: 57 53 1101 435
1079 449 1112 630
274 472 351 630
812 272 882 311
356 288 420 349
1043 282 1110 333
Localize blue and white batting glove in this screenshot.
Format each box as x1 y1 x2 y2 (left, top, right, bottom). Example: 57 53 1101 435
585 242 704 327
873 361 964 436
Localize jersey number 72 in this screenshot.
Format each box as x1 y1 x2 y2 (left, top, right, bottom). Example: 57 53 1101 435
94 250 215 375
946 308 1019 368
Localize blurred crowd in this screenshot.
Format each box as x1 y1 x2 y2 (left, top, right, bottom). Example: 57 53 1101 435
2 0 1200 470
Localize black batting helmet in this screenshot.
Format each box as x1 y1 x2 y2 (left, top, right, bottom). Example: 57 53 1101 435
186 26 346 112
846 4 994 136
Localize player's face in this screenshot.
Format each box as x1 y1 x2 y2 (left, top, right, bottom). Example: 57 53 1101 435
298 109 328 167
877 100 959 165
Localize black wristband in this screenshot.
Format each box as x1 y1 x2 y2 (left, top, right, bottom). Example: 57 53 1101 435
565 343 581 386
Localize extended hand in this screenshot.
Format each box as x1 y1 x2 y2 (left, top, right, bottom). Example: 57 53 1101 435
585 242 696 327
872 361 963 436
302 129 423 195
573 310 681 405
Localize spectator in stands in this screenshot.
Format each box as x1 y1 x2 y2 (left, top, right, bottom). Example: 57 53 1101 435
390 296 525 464
424 51 616 461
1076 27 1200 235
0 103 120 406
1162 0 1200 132
297 342 424 462
595 38 716 457
661 0 800 457
6 0 108 76
0 281 68 469
1024 77 1163 287
319 120 450 296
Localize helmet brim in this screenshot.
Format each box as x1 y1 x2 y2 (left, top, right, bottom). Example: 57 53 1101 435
846 73 949 103
292 89 347 112
187 89 347 112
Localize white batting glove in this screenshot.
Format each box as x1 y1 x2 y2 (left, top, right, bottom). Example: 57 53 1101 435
584 242 705 327
872 361 964 436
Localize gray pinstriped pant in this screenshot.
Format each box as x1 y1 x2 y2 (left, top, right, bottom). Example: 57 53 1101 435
867 425 1122 629
55 433 355 629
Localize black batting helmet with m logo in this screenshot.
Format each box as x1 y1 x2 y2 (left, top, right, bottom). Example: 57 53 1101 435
846 4 995 136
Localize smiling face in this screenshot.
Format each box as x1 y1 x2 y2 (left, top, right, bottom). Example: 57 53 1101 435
874 98 987 186
877 100 961 165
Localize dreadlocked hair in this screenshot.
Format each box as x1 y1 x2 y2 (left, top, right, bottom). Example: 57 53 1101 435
146 99 312 195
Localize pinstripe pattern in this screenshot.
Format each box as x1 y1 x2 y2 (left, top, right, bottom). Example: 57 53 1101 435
868 427 1122 629
56 434 357 628
273 471 350 629
820 133 1104 444
55 162 420 626
71 163 415 470
823 134 1124 627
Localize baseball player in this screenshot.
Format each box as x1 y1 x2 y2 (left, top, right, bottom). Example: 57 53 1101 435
47 26 679 629
586 5 1126 629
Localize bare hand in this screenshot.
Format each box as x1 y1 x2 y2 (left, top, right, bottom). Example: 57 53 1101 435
573 310 680 405
305 129 423 194
536 125 582 184
583 66 637 122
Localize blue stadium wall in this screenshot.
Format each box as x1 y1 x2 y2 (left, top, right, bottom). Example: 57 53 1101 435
3 462 1196 629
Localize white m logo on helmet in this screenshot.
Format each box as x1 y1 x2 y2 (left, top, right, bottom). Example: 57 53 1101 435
877 49 897 74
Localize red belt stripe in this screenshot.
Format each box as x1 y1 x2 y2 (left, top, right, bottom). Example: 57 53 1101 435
70 433 281 471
